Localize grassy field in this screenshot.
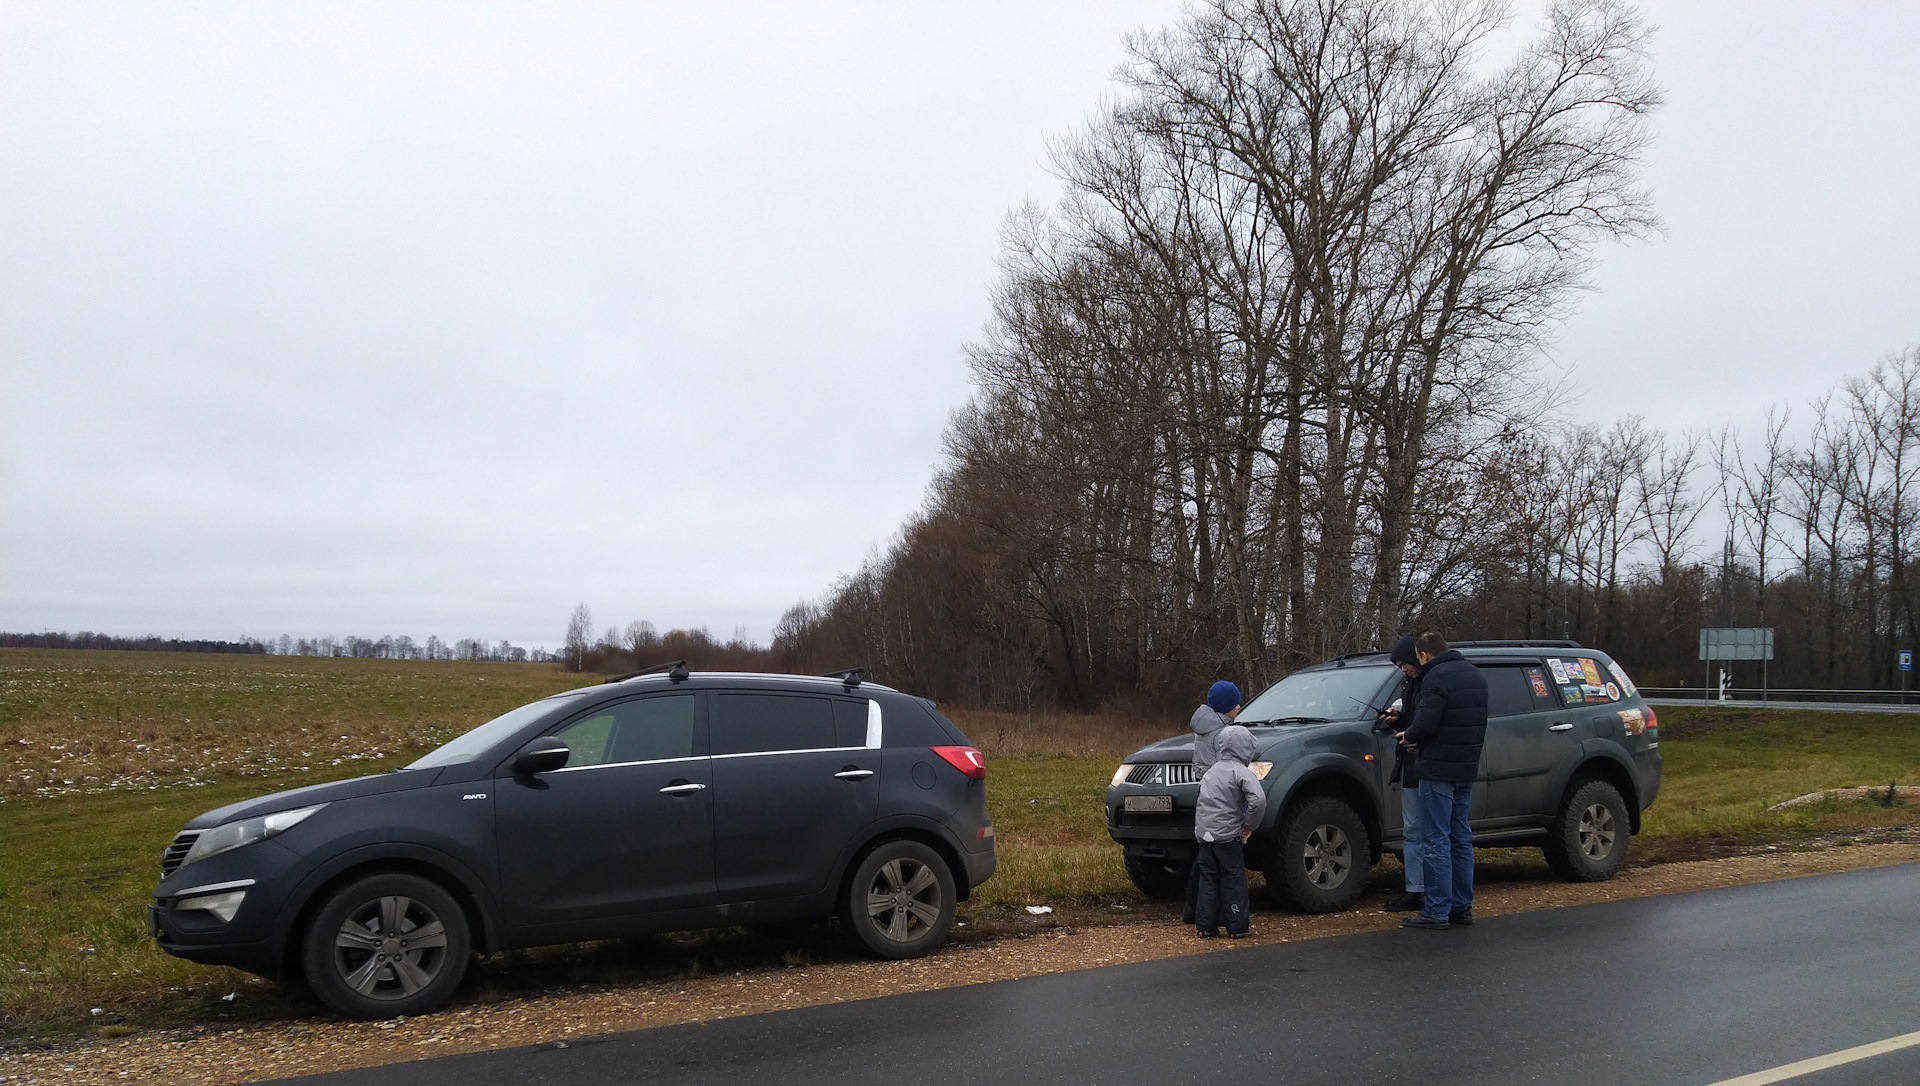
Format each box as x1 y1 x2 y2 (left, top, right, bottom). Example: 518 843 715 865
2 649 1917 1042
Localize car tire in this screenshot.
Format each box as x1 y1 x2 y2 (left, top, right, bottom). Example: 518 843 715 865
301 873 471 1019
843 839 956 960
1122 853 1189 902
1543 778 1632 882
1267 796 1370 914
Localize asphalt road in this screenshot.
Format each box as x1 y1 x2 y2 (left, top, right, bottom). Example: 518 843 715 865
280 863 1920 1086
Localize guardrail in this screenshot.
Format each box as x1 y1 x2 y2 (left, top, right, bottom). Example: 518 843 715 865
1640 687 1920 706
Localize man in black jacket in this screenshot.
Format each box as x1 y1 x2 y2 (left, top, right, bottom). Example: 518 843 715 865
1379 635 1426 912
1397 631 1488 930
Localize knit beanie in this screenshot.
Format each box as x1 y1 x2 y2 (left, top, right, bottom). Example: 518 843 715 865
1389 635 1419 667
1206 680 1241 713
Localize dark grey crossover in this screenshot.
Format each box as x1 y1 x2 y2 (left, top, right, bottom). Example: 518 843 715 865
149 668 995 1018
1106 642 1660 913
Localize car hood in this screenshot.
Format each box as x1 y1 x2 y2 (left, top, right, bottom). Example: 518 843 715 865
1122 723 1351 765
184 769 439 829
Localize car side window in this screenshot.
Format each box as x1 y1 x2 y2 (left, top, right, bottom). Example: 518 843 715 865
712 693 837 755
1484 667 1537 719
554 695 696 768
832 699 870 747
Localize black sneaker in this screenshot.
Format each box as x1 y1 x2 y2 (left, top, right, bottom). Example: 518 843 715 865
1382 892 1424 913
1449 907 1474 926
1401 914 1450 931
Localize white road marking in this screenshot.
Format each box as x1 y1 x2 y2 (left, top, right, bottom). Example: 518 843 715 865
1705 1029 1920 1085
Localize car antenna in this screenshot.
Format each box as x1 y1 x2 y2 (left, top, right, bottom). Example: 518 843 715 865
822 666 868 690
603 659 690 684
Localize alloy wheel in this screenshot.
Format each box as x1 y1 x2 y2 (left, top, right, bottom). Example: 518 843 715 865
1578 802 1618 860
865 856 943 944
1302 824 1352 888
330 894 451 1001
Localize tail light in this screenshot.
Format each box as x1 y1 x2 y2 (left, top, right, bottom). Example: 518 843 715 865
1643 706 1658 735
931 745 986 780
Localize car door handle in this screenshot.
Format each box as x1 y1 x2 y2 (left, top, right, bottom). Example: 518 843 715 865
658 782 707 795
1549 723 1574 732
834 769 874 780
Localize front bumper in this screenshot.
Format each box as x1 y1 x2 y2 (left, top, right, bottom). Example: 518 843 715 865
149 840 303 979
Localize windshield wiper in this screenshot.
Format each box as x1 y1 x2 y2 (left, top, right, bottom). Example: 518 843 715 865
1268 716 1333 725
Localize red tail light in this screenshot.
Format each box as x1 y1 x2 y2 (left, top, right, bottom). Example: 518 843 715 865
1644 706 1659 734
931 745 986 780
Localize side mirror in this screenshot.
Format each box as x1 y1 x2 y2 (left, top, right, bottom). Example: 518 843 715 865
513 736 570 776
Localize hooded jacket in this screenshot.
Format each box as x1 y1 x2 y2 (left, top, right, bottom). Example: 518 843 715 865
1194 726 1267 843
1401 649 1489 783
1189 704 1233 771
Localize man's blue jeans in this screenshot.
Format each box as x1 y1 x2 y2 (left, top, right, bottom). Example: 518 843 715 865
1417 779 1473 920
1399 784 1426 894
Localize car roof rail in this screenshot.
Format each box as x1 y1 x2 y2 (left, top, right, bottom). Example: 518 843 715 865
602 659 690 684
822 666 868 690
1450 639 1584 649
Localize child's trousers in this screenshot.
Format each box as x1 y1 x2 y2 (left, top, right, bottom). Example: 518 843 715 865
1193 840 1250 935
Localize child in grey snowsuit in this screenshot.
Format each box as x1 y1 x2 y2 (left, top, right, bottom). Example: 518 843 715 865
1183 680 1241 925
1192 724 1267 937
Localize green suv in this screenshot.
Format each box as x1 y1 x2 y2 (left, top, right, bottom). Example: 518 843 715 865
1105 642 1661 912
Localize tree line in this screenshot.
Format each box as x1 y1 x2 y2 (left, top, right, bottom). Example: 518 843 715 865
769 0 1918 711
559 603 779 674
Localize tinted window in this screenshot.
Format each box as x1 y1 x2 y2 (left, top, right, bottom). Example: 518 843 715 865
713 693 836 755
1485 668 1538 718
832 699 870 747
554 695 695 767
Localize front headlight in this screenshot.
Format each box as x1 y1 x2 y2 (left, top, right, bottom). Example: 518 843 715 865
179 804 325 871
1111 764 1134 787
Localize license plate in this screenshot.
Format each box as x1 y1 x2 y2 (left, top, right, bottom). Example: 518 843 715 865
1124 795 1173 813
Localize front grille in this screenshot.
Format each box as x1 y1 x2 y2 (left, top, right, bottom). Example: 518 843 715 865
160 831 200 878
1162 763 1201 786
1123 763 1202 786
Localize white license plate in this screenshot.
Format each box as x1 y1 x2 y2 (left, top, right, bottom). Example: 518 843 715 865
1123 795 1173 813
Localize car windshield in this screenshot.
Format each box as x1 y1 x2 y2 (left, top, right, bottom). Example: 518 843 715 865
1238 665 1399 724
404 692 587 770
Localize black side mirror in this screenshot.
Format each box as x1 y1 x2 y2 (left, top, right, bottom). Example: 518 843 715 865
513 736 570 776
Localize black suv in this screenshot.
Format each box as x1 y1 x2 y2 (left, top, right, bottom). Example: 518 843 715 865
149 668 995 1018
1106 642 1660 912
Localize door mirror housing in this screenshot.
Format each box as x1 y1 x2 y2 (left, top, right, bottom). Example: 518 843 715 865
513 736 570 776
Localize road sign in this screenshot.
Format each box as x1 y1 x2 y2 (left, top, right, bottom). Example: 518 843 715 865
1901 650 1912 673
1699 628 1775 661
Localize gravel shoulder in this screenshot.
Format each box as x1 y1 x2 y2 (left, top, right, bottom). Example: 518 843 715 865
6 836 1920 1086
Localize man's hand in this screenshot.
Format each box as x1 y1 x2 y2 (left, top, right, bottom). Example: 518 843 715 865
1240 827 1253 843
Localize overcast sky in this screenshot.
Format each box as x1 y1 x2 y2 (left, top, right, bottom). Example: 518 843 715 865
4 1 1917 648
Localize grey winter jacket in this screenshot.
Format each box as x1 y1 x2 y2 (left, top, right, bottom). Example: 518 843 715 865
1189 705 1233 770
1194 726 1267 843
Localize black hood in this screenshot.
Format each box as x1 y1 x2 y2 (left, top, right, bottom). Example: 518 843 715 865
184 769 439 829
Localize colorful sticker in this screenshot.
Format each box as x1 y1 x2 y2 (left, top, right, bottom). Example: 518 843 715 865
1582 684 1611 702
1605 682 1620 701
1563 685 1585 706
1618 708 1646 736
1527 667 1550 699
1606 660 1639 698
1546 658 1569 684
1579 658 1604 686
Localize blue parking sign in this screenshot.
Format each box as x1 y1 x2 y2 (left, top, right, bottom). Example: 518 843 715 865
1901 650 1913 672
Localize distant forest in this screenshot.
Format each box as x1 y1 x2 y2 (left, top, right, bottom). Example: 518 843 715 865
2 631 557 663
764 0 1920 712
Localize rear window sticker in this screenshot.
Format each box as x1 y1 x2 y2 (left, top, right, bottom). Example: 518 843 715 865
1546 658 1569 684
1527 668 1550 699
1578 658 1604 686
1562 685 1585 706
1605 682 1620 700
1581 684 1610 702
1606 660 1639 698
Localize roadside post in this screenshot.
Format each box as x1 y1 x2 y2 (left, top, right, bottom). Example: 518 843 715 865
1900 650 1911 705
1699 628 1775 706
